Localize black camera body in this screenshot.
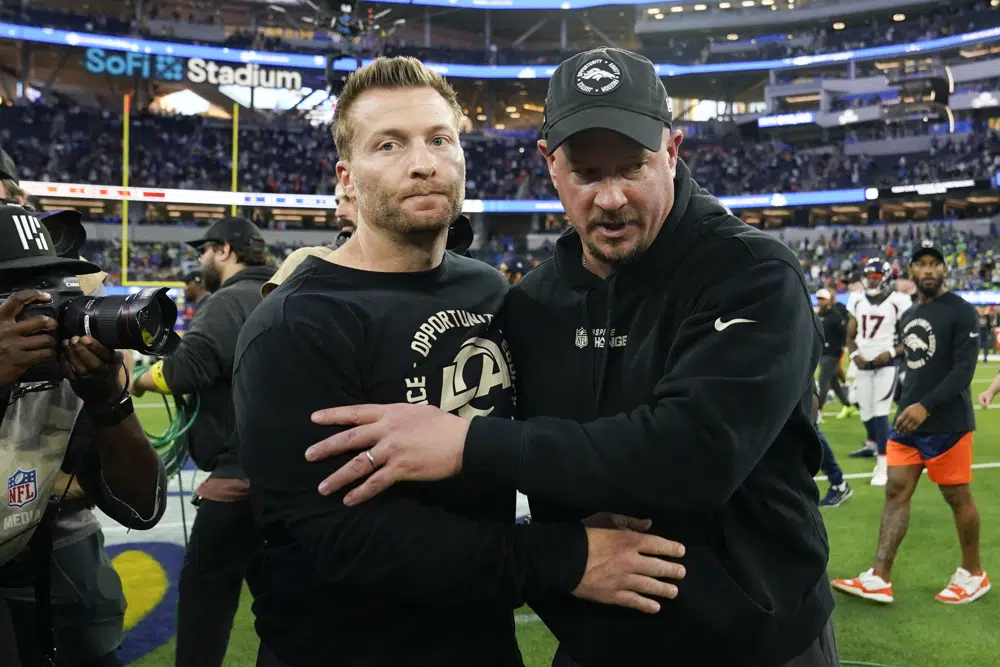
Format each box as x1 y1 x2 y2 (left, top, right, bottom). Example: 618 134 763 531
3 271 182 387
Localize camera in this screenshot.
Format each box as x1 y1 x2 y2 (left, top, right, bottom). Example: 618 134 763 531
3 271 181 385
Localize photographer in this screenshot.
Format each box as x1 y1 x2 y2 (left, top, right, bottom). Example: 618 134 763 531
132 216 274 667
0 203 167 667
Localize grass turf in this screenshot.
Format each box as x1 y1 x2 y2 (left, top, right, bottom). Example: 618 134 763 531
123 363 1000 667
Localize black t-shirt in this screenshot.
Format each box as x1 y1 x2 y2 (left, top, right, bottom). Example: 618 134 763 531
898 291 979 434
817 302 849 357
232 253 586 667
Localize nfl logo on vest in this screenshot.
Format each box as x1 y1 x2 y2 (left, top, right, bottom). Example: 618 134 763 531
7 468 38 509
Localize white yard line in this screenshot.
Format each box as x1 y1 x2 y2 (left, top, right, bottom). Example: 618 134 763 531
816 461 1000 483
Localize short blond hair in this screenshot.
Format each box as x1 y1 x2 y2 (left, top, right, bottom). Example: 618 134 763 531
332 56 463 161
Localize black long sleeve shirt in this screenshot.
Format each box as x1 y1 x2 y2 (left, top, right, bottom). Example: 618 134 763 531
898 291 979 434
232 253 587 667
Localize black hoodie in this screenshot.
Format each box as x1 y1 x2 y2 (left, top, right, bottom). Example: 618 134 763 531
464 160 834 666
163 264 275 477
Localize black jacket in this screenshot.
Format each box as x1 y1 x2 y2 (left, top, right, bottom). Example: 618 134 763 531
164 265 275 477
464 160 833 667
818 302 849 358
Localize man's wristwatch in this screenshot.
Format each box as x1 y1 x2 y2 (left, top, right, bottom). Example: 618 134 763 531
85 391 135 428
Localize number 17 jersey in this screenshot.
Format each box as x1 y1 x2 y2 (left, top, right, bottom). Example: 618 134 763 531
847 290 913 360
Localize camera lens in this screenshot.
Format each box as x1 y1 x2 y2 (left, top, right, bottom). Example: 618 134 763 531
60 287 181 355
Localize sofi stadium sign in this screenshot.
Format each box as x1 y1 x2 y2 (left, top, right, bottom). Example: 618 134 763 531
84 48 303 89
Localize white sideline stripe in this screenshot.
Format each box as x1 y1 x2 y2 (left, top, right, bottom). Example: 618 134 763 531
516 613 541 625
815 460 1000 483
823 403 1000 417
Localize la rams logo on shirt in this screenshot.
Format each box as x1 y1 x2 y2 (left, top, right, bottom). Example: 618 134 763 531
575 58 621 96
7 468 38 509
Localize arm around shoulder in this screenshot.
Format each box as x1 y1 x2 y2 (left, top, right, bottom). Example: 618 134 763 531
465 259 819 513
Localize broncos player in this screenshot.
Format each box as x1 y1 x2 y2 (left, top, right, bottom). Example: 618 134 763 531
846 259 912 486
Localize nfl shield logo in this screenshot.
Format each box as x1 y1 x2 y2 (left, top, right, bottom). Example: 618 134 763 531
7 468 38 509
575 328 589 349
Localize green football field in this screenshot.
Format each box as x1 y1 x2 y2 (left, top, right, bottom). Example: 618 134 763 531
122 362 1000 667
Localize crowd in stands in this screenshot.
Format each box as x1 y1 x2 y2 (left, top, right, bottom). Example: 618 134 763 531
5 101 999 203
80 236 554 285
2 0 996 67
796 221 1000 293
643 0 996 66
79 218 1000 296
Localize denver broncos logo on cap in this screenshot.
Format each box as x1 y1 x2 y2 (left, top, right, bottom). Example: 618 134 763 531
575 58 621 96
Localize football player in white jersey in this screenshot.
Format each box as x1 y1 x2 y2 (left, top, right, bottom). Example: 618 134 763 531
846 258 913 486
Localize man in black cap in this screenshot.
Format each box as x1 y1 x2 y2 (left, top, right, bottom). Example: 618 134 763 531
833 242 990 606
0 203 166 666
304 47 839 667
132 216 275 667
181 270 209 323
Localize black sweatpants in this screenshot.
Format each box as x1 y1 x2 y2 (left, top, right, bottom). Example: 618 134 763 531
175 497 261 667
816 355 850 410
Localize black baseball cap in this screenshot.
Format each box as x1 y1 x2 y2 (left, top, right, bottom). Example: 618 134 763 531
188 216 265 252
182 270 202 284
38 209 87 259
541 48 673 156
0 148 17 183
0 203 101 275
911 240 945 265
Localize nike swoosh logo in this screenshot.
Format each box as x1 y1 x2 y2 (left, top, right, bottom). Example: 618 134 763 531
971 332 979 338
715 317 757 331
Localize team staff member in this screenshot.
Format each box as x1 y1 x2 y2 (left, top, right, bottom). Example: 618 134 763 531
182 271 209 319
261 183 358 298
132 216 275 667
307 48 836 667
813 289 852 507
833 242 990 605
977 307 994 363
815 289 852 416
332 180 357 234
233 56 686 667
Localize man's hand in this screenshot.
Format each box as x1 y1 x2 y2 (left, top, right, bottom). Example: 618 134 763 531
894 403 929 434
0 290 58 386
853 356 871 371
870 351 893 368
978 389 996 409
574 527 686 614
308 403 468 504
59 335 124 406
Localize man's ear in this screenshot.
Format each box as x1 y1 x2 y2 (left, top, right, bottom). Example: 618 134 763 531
537 140 558 190
336 161 355 197
665 129 684 176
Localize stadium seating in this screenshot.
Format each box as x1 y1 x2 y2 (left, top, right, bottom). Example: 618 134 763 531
3 0 997 67
5 102 998 202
